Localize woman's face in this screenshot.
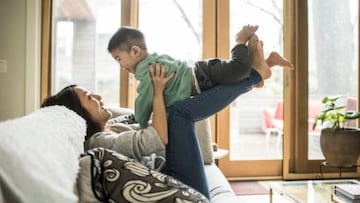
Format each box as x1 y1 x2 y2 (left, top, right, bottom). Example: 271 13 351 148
74 86 112 127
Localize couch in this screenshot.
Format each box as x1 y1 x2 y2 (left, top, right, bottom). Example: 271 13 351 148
0 106 237 203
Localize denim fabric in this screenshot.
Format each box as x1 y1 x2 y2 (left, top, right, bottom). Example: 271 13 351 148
165 69 262 199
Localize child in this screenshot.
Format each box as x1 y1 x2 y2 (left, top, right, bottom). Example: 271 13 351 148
107 25 293 128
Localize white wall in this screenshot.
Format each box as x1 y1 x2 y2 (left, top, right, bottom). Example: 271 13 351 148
0 0 40 121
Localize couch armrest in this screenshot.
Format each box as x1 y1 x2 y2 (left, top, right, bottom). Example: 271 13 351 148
205 164 236 202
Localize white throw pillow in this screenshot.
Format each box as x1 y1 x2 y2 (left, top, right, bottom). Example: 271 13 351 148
0 106 86 203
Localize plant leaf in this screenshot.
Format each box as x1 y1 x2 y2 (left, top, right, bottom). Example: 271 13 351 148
327 97 339 102
344 111 360 119
321 97 329 104
323 103 335 112
335 106 345 111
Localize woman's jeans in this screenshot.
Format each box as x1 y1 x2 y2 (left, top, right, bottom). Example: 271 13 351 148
165 69 262 199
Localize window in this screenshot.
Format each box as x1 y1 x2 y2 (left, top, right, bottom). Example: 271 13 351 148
138 0 202 65
229 0 284 160
308 0 358 159
52 0 121 106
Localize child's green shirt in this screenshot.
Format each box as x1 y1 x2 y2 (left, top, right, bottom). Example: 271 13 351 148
134 53 192 128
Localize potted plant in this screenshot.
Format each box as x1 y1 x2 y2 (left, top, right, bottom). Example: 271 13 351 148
313 96 360 167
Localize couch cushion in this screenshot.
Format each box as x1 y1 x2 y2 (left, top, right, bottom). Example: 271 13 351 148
77 155 102 203
78 147 210 203
0 106 86 203
195 118 214 164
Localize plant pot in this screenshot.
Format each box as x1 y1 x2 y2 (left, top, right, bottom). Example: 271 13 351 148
320 128 360 167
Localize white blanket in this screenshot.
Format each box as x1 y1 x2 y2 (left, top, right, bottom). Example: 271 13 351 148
0 106 86 203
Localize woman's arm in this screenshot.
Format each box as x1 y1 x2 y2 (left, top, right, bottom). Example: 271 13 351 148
149 63 175 145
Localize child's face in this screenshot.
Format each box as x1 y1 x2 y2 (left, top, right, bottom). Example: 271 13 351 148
110 48 140 74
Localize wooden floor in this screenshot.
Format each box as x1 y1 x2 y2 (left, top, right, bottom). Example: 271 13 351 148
236 194 292 203
233 181 292 202
227 134 322 202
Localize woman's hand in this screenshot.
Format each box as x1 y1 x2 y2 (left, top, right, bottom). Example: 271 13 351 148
148 63 174 145
149 63 175 96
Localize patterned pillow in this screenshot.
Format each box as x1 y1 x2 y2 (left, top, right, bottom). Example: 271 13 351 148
77 147 209 203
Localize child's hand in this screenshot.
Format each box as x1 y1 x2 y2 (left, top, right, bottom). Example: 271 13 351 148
149 63 175 95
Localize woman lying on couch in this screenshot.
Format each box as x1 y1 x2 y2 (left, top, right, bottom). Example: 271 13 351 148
42 55 269 202
42 64 214 201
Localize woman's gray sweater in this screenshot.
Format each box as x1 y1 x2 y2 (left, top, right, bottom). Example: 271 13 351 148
84 123 165 168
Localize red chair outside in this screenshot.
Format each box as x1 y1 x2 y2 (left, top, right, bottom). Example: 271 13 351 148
262 100 322 145
345 96 358 128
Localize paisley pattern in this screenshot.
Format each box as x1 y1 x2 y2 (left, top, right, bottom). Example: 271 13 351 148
83 147 209 203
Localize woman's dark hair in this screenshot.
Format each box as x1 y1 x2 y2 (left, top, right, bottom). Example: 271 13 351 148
41 84 101 140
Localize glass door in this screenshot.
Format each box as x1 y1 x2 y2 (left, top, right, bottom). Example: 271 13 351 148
218 0 285 178
138 0 202 66
306 0 358 170
52 0 121 106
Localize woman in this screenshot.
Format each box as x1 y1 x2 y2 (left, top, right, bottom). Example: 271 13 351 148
42 65 172 157
42 39 270 199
